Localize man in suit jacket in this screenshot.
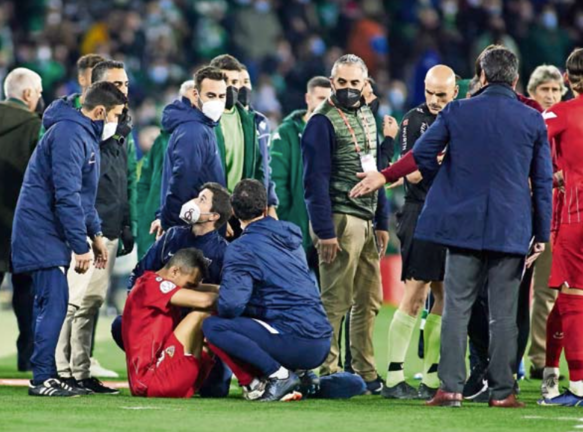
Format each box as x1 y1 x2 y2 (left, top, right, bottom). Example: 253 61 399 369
351 47 553 408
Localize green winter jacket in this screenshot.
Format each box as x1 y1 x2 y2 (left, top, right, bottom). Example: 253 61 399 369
0 99 41 272
136 130 170 259
270 109 312 251
215 102 264 185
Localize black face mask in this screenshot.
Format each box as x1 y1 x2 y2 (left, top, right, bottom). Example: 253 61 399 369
335 87 362 108
368 98 380 116
225 86 239 110
35 97 45 115
238 86 251 107
115 107 133 145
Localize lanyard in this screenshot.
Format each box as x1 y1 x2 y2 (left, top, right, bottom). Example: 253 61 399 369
328 98 372 154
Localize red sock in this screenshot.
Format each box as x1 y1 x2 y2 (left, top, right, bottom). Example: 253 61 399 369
546 300 564 368
557 293 583 381
207 343 260 386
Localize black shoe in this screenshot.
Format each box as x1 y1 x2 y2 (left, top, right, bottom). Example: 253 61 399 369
463 364 488 400
365 376 385 395
472 388 490 403
381 381 419 399
29 378 83 397
529 366 544 380
297 370 320 398
259 372 301 402
59 376 93 395
78 377 120 395
418 383 438 400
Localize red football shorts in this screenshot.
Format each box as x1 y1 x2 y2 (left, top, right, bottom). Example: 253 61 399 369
549 223 583 290
144 333 215 398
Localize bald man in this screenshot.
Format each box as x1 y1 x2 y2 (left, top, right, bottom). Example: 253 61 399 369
382 65 458 401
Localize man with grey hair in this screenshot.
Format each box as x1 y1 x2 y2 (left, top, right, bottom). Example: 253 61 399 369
136 80 196 259
526 64 566 379
0 67 43 372
302 54 389 394
527 65 567 111
351 47 553 407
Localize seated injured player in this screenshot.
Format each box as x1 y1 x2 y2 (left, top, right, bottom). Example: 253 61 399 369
203 179 333 402
122 248 217 398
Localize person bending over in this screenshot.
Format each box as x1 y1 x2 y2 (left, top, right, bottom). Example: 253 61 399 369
203 179 333 402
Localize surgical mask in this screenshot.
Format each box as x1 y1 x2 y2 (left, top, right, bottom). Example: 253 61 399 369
255 0 270 13
102 121 118 141
179 201 215 225
542 12 558 30
334 87 363 108
310 37 326 56
238 86 251 107
201 99 225 122
225 86 239 110
388 89 406 109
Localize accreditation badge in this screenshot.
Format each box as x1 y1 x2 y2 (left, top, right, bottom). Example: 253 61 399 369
360 153 378 173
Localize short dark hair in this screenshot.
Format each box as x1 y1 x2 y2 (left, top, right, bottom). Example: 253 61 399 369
201 182 232 229
82 81 128 111
474 44 503 78
480 47 518 86
194 66 225 92
164 248 209 281
231 179 267 221
91 60 125 84
77 54 106 74
210 54 243 72
566 48 583 93
307 76 332 92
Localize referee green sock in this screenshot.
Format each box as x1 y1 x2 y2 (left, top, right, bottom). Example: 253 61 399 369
386 310 416 387
422 313 442 389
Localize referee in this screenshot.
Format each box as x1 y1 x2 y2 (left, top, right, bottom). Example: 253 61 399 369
383 65 458 400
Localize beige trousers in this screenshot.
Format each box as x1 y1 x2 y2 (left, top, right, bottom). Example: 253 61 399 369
316 213 383 382
528 244 558 370
55 237 119 380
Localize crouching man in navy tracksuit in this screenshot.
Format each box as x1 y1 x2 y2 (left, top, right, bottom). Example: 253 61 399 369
203 179 333 402
11 82 128 397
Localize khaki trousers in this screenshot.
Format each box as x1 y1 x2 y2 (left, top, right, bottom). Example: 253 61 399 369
316 213 382 382
55 237 119 380
528 244 558 369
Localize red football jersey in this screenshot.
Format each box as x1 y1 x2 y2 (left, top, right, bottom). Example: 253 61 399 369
122 271 182 395
544 95 583 226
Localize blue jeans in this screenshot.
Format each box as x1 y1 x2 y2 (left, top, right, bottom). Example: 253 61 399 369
203 316 330 376
30 267 69 383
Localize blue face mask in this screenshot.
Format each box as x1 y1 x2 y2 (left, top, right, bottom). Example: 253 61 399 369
255 0 270 13
310 38 326 56
542 12 558 30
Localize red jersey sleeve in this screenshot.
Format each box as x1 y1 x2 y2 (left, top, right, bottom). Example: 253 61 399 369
544 107 567 142
137 272 181 313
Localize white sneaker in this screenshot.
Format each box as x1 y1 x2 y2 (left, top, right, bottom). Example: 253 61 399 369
90 358 119 378
243 378 267 401
541 368 560 400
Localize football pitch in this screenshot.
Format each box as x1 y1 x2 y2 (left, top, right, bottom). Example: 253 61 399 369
0 307 577 432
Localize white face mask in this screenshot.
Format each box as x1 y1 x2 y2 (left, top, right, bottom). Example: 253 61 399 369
179 201 215 225
102 121 118 141
201 99 225 122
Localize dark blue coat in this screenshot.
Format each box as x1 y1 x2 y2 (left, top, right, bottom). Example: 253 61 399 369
160 98 225 230
128 226 227 289
11 99 103 273
412 84 553 255
218 217 333 340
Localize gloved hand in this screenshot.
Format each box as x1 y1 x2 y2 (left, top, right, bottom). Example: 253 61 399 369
115 107 133 144
118 225 134 256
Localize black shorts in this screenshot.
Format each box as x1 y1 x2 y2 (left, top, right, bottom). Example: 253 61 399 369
396 202 446 282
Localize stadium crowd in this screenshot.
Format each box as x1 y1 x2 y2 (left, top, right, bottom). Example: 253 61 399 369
1 0 583 408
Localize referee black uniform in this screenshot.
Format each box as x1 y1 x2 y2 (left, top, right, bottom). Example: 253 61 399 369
396 103 446 282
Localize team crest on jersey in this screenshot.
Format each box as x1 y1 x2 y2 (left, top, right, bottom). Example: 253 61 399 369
160 281 177 294
165 346 175 358
420 122 429 134
155 277 163 282
402 119 409 126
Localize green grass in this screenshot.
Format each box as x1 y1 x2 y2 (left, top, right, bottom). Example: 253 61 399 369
0 307 578 432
